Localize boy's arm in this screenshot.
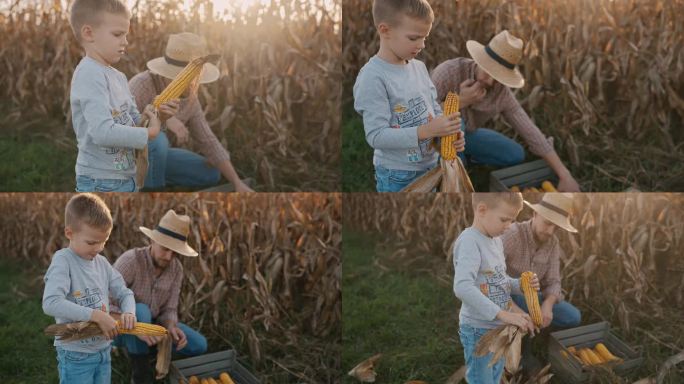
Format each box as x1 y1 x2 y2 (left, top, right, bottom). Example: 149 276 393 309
75 70 148 149
452 239 504 321
42 255 93 321
107 261 136 316
353 73 421 150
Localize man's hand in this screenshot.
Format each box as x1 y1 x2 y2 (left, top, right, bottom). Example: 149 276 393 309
158 99 180 123
459 79 487 108
166 117 190 145
235 180 255 192
90 310 118 340
167 325 188 351
557 174 581 192
119 312 136 330
529 273 540 291
136 334 164 346
541 301 554 328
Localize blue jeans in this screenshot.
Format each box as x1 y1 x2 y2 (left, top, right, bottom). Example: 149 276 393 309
459 324 505 384
56 345 111 384
374 164 436 192
114 303 207 356
145 131 221 189
458 128 525 168
511 293 582 328
76 175 136 192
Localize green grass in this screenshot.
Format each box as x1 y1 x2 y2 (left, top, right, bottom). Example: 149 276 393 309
341 103 375 192
342 231 463 382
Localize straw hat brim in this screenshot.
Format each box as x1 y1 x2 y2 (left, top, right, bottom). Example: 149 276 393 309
466 40 525 89
146 57 220 84
524 201 578 233
139 226 198 257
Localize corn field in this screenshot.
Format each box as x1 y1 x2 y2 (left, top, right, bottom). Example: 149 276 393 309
0 0 341 191
343 0 684 191
344 192 684 381
0 192 342 383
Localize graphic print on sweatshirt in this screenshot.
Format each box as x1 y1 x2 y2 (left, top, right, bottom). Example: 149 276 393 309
70 287 107 344
105 107 136 171
392 96 435 163
479 264 512 310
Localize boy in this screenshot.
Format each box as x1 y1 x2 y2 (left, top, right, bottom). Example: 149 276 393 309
353 0 465 192
453 193 538 383
43 193 136 383
69 0 178 192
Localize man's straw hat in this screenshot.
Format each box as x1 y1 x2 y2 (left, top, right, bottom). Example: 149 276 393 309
524 193 578 233
146 32 219 84
139 210 198 257
466 30 525 89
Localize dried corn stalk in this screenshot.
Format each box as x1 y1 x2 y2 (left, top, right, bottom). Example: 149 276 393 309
475 324 527 374
155 334 172 379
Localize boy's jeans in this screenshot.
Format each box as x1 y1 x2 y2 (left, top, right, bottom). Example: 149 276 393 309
76 175 136 192
374 164 436 192
144 131 221 189
459 324 505 384
114 303 208 357
56 345 111 384
511 293 582 328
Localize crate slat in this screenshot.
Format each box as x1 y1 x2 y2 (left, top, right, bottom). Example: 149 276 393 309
489 159 558 191
168 350 260 384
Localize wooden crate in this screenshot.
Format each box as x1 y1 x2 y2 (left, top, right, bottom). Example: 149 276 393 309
548 321 643 383
168 350 260 384
489 159 558 191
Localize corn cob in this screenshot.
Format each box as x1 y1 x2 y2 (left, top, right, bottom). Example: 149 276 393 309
115 321 168 336
520 271 542 327
189 376 200 384
207 378 218 384
541 181 557 192
440 92 460 160
595 343 621 362
585 348 603 365
219 372 236 384
152 54 219 109
578 348 592 365
510 185 520 192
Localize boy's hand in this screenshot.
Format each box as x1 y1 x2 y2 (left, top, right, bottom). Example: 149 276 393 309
417 113 461 140
158 99 180 123
166 117 190 145
497 310 537 335
120 312 136 330
143 105 161 140
459 79 486 108
90 310 118 340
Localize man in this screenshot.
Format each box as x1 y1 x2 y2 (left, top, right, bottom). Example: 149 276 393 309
431 30 581 192
502 193 581 373
113 210 207 383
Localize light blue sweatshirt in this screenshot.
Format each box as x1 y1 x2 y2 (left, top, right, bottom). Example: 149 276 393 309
42 247 135 353
70 56 148 180
453 227 522 329
353 55 442 171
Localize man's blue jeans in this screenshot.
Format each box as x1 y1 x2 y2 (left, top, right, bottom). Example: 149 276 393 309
458 128 525 168
511 293 582 328
145 131 221 189
114 303 207 356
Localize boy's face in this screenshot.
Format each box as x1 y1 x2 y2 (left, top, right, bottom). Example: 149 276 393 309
477 201 520 237
379 15 432 61
531 212 558 243
150 241 176 270
81 12 130 65
65 224 111 260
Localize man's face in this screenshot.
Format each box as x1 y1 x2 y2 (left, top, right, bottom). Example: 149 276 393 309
380 15 432 61
532 212 558 243
150 241 176 269
477 202 520 237
83 12 130 65
475 65 496 89
66 224 111 260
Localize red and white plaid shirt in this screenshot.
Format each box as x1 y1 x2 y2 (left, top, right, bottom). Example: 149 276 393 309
430 57 554 157
501 220 564 301
128 70 231 168
112 246 183 326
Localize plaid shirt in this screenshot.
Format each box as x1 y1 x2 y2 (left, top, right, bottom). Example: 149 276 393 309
430 57 554 157
501 220 564 301
112 246 183 326
128 70 231 167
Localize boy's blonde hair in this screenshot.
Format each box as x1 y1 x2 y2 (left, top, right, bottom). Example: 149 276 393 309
372 0 434 27
69 0 130 42
472 193 523 212
65 193 113 232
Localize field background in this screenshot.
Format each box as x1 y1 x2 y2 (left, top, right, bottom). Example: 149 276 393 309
342 0 684 192
342 193 684 383
0 0 341 192
0 192 341 383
